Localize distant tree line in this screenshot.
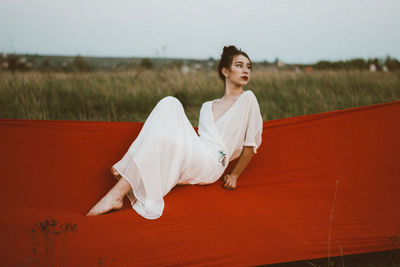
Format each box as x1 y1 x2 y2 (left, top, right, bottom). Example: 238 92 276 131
0 54 161 72
1 53 399 72
314 56 400 71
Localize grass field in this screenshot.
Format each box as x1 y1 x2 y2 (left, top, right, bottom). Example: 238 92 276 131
1 69 399 124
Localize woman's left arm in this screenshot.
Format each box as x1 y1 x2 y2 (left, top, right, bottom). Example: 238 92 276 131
222 146 254 190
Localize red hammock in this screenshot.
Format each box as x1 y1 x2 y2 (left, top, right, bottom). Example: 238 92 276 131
1 101 399 266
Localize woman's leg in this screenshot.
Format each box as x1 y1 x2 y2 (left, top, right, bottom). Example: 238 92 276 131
86 168 132 216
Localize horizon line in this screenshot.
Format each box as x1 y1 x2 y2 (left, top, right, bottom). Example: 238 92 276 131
1 51 398 65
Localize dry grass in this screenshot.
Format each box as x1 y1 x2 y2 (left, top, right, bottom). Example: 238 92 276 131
1 69 399 125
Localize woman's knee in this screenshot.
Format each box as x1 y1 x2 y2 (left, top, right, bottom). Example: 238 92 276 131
158 96 184 110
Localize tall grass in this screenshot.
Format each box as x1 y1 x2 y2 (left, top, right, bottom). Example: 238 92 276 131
1 69 399 125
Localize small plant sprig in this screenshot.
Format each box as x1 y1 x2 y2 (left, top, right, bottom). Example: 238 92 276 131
29 217 77 267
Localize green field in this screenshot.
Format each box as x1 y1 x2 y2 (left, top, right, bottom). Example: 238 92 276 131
0 69 399 124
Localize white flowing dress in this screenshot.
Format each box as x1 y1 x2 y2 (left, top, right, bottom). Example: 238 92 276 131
112 90 263 219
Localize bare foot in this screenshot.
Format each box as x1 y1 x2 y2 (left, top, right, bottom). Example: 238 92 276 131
87 172 132 216
86 193 123 216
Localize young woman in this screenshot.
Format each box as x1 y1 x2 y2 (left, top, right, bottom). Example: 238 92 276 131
87 45 263 219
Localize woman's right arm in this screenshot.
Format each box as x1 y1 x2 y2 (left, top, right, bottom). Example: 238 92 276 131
222 146 254 190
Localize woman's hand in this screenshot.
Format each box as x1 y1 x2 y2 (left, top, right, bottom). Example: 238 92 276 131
221 146 254 190
223 174 238 190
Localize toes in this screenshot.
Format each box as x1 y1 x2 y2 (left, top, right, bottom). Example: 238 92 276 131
86 206 100 216
87 210 99 216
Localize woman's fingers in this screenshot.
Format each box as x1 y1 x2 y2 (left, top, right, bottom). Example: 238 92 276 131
223 179 229 189
228 180 233 189
230 179 236 189
223 177 236 190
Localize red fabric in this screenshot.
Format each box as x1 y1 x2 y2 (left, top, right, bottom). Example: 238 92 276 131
1 101 399 266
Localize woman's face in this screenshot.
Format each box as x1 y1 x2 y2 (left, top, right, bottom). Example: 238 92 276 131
224 54 252 86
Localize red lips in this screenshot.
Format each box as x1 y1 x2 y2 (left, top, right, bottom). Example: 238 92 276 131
241 76 248 81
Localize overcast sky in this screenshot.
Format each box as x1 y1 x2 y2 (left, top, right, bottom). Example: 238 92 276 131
1 0 399 63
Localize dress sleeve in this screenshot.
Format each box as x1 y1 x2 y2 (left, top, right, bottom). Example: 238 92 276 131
244 92 263 154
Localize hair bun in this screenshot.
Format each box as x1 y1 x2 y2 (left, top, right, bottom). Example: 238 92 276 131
223 45 239 55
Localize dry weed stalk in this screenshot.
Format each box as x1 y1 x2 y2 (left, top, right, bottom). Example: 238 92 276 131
327 179 339 266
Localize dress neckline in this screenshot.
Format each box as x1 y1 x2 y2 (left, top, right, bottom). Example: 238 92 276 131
211 90 247 124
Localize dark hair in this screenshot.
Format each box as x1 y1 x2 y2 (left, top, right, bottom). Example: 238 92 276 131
217 45 252 81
